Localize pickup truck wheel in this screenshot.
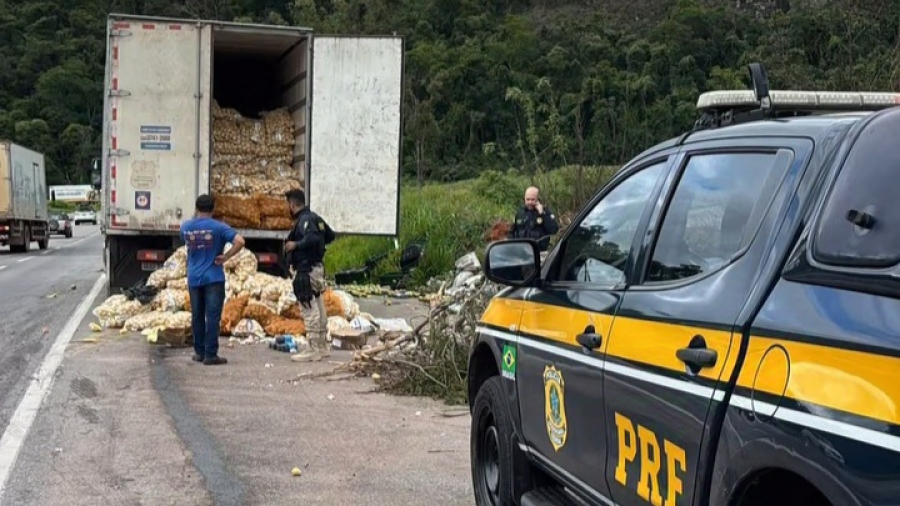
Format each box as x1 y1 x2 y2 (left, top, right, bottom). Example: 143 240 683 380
472 376 515 506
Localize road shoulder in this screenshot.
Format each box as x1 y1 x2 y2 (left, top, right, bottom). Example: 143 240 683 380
4 291 473 506
1 306 213 505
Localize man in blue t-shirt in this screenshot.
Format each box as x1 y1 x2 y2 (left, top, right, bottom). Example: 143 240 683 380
180 194 245 365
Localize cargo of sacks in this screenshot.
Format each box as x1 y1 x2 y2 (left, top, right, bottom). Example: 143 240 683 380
209 100 301 231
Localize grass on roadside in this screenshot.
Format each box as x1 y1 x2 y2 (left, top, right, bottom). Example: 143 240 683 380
324 164 618 287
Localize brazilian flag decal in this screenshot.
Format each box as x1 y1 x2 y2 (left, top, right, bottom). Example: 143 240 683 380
501 344 517 381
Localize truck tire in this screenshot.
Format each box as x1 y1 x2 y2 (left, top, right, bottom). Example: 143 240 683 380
38 236 48 249
9 225 31 253
471 376 516 506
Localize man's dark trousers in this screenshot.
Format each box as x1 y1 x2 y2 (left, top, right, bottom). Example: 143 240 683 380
188 282 226 359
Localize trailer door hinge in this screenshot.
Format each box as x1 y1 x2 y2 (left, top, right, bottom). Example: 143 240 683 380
108 89 131 97
111 29 132 37
109 149 130 157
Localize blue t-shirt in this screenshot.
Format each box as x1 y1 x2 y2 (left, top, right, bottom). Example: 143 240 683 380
180 217 237 288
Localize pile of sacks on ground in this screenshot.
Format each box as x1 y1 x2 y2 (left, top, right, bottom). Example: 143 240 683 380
91 243 363 342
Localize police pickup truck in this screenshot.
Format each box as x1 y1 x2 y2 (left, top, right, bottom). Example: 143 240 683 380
467 63 900 506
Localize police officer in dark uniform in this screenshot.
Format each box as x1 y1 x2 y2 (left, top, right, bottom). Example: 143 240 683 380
283 188 334 362
507 186 559 251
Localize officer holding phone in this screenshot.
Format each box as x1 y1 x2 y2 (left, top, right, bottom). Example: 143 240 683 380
507 186 559 251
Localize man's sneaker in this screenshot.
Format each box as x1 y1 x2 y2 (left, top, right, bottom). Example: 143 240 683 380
203 356 228 365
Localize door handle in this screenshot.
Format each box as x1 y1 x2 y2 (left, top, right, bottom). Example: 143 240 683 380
676 335 717 375
576 325 602 355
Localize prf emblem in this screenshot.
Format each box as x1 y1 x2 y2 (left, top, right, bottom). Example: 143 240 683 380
543 365 567 451
615 411 687 506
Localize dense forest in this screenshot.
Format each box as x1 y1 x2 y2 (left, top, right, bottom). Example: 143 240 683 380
0 0 897 185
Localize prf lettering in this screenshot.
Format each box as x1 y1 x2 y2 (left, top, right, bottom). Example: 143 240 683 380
614 412 687 506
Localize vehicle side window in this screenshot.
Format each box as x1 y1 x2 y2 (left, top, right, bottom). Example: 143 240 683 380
813 111 900 269
554 162 666 286
646 152 785 283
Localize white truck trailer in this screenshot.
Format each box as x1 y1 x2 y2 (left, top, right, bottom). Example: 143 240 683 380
95 14 404 295
0 141 51 253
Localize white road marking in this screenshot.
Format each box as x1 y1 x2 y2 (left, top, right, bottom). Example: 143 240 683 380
0 231 99 265
53 231 100 251
0 274 106 500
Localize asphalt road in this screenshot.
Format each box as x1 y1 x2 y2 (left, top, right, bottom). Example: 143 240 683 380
0 226 472 506
0 224 104 440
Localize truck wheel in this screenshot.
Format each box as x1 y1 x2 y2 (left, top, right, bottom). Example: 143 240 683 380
38 236 49 249
471 376 515 506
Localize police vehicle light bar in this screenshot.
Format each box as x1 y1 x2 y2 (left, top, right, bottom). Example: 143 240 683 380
697 90 900 112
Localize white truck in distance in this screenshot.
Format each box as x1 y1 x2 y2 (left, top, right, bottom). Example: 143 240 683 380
96 14 404 295
0 141 51 253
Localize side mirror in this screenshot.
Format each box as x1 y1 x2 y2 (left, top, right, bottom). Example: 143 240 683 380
484 239 541 287
90 158 102 190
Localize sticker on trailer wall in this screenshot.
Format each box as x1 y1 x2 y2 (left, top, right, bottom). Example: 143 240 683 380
135 191 152 210
131 160 157 189
140 125 172 150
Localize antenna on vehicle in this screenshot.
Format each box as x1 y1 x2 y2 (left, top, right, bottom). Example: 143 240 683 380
690 62 773 131
748 62 771 114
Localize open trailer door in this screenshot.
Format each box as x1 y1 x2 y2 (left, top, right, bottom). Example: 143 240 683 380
104 15 212 231
307 35 404 236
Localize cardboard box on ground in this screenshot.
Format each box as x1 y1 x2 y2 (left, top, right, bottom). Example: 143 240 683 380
91 244 372 346
209 100 301 231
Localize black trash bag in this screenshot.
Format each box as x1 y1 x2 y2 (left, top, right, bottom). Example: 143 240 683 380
400 242 424 271
122 279 159 305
